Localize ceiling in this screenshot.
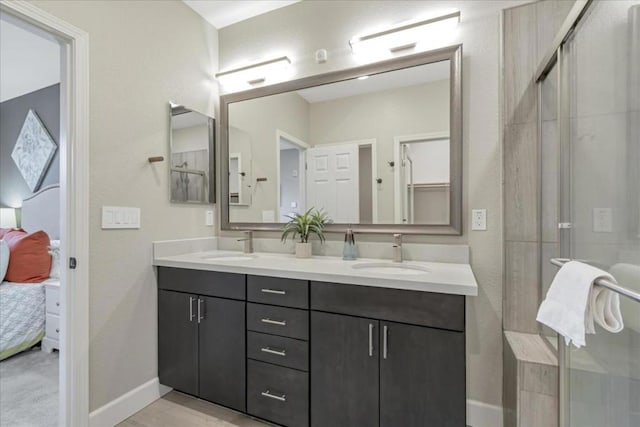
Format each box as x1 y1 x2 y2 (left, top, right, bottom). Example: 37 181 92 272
184 0 300 29
0 13 60 103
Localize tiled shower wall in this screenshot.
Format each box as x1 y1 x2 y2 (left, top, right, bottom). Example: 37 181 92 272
503 0 576 334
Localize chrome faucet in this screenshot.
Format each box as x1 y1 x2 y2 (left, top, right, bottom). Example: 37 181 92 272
392 233 402 263
238 230 253 254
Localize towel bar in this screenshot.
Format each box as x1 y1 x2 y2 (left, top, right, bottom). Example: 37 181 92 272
550 258 640 303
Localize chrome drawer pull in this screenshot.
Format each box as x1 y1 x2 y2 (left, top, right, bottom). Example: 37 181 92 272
261 390 286 402
261 288 286 295
189 297 195 322
261 318 287 326
261 346 286 357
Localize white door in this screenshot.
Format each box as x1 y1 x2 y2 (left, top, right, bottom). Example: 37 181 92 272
307 144 359 223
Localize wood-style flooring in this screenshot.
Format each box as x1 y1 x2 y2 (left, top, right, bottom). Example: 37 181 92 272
118 391 272 427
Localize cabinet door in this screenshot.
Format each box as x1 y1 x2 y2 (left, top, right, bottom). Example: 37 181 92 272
311 311 379 427
379 322 465 427
198 296 246 412
158 290 198 395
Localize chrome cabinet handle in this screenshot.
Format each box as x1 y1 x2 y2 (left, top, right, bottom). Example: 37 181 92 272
261 390 286 402
261 288 286 295
383 325 388 360
368 323 374 357
197 298 204 323
261 347 286 357
261 318 286 326
189 297 195 322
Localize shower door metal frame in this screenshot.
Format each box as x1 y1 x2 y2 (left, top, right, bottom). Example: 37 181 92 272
534 1 594 426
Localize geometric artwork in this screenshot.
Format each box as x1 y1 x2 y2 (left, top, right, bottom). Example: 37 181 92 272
11 109 57 192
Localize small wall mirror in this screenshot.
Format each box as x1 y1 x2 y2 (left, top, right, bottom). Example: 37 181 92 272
221 45 462 234
169 104 215 204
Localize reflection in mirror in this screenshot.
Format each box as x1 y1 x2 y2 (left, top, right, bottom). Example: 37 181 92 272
228 60 451 225
170 104 215 204
228 126 252 206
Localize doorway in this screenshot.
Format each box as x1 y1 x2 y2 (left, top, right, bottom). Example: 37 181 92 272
0 2 90 426
276 130 308 222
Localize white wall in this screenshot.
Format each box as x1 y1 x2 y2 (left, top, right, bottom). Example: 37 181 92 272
0 13 60 102
30 0 218 411
219 0 511 407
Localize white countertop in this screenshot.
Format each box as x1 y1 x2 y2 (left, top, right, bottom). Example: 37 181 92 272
153 250 478 296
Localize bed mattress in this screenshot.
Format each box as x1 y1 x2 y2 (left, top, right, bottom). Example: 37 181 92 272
0 280 49 360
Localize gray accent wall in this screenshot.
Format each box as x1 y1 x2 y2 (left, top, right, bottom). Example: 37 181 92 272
0 83 60 207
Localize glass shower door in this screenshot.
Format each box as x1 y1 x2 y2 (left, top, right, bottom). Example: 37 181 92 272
561 2 640 426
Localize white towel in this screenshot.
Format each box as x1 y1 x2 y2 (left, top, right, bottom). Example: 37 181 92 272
536 261 624 348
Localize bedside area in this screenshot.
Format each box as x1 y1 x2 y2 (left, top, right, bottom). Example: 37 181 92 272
42 280 60 353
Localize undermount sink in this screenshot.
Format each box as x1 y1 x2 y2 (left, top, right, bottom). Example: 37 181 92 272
351 262 430 275
201 253 256 262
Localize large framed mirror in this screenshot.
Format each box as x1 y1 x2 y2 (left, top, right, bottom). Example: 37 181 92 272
170 104 215 204
221 44 462 234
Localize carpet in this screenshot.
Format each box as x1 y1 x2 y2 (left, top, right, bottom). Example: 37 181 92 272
0 347 58 427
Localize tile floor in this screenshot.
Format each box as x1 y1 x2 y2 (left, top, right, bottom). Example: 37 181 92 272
118 391 272 427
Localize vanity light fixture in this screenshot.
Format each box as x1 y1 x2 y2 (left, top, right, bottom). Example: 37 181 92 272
350 11 460 57
215 56 291 89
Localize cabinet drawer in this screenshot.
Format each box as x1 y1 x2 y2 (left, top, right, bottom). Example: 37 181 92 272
247 303 309 340
247 276 308 309
247 331 308 371
310 281 465 331
46 287 60 315
158 267 245 300
46 314 60 340
247 360 309 427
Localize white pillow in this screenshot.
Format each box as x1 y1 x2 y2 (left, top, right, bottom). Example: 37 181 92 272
0 240 9 282
49 240 61 279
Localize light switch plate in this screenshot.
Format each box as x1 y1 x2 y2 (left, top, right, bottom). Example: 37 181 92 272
205 210 214 226
472 209 487 231
593 208 613 232
102 206 140 229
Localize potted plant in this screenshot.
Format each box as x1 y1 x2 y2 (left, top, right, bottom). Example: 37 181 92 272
281 208 331 258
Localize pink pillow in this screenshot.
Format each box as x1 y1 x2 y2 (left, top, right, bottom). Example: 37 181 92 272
4 229 52 283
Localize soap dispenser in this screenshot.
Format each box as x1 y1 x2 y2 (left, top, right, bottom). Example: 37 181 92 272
343 225 357 260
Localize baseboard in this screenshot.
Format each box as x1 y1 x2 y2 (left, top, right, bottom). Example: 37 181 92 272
467 399 503 427
89 377 171 427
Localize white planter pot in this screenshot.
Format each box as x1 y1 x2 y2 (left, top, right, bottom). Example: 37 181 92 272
295 242 312 258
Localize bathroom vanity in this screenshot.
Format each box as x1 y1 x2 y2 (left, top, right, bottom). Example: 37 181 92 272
155 250 476 427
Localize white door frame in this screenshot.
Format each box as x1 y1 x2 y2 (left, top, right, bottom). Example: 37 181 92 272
275 129 309 221
393 132 449 224
314 139 378 223
0 2 90 426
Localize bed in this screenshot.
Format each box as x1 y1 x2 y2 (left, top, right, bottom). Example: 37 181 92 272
0 184 60 361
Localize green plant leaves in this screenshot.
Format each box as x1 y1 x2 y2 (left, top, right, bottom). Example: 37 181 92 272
281 207 331 244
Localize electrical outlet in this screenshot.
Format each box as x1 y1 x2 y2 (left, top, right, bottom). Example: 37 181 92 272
205 210 214 226
593 208 612 233
472 209 487 231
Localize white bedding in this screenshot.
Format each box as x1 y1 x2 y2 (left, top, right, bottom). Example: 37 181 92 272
0 280 51 360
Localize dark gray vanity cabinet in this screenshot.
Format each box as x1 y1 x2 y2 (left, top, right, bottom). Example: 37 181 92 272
310 281 466 427
157 268 467 427
158 290 199 396
245 275 310 427
379 321 465 427
158 268 246 413
310 311 380 427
